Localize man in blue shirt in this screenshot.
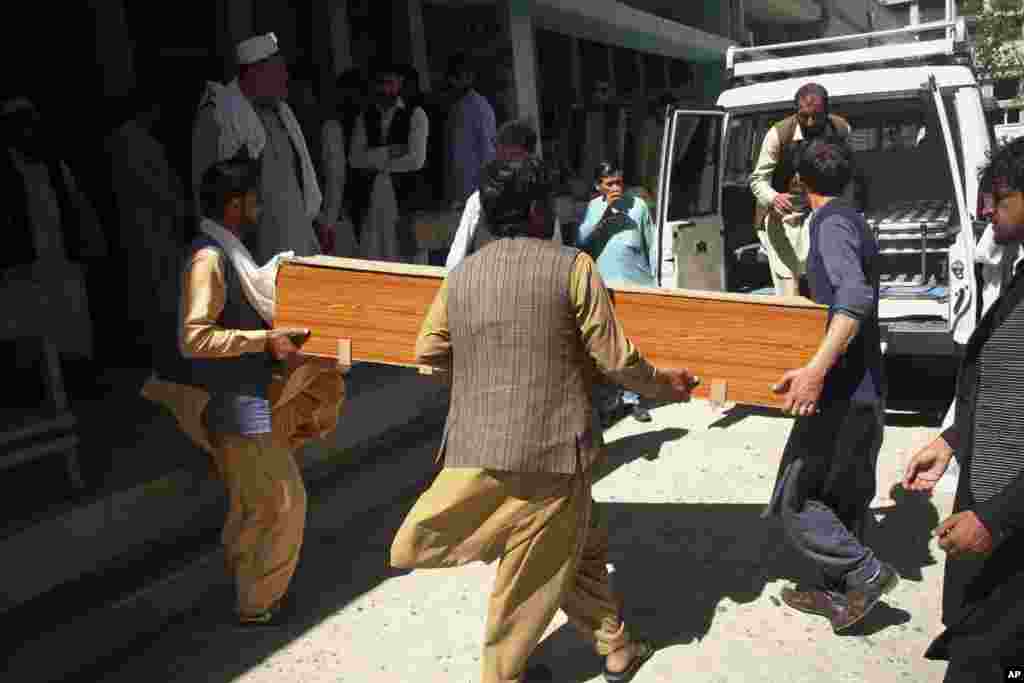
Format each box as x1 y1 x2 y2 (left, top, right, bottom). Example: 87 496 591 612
765 139 895 633
576 161 658 425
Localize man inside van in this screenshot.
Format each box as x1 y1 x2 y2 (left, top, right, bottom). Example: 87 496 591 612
750 83 850 296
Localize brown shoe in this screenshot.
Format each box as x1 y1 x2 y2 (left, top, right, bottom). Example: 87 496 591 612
832 563 900 633
780 586 844 619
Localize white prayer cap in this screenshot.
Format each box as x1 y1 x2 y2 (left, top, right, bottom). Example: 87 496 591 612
236 33 279 65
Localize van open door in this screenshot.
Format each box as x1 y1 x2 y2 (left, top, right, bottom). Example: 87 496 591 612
927 74 978 345
655 109 726 290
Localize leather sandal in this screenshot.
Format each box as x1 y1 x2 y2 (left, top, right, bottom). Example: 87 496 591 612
603 640 655 682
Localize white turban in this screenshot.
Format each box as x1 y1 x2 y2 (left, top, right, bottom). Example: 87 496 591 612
236 33 279 65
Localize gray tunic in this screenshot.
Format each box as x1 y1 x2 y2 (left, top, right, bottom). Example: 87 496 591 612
252 106 320 264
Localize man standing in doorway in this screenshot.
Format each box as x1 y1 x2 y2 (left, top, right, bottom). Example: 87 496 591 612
191 32 326 264
750 83 850 296
767 139 897 632
106 88 187 366
349 61 429 262
445 53 496 207
1 96 108 395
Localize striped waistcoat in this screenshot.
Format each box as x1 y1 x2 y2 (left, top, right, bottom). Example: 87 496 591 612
971 298 1024 503
441 237 598 474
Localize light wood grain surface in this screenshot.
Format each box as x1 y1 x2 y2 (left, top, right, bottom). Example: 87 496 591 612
275 257 829 408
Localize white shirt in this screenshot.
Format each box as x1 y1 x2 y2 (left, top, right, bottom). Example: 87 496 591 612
445 190 563 270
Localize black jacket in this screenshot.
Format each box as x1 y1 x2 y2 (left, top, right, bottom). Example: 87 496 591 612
926 262 1024 663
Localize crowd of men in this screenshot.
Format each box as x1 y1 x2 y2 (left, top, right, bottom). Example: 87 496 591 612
3 28 1022 683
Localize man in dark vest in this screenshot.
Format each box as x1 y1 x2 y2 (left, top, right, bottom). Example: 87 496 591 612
391 157 698 683
767 139 896 633
168 156 344 627
350 60 429 262
750 83 851 296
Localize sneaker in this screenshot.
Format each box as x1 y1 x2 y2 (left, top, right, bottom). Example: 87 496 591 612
832 562 900 632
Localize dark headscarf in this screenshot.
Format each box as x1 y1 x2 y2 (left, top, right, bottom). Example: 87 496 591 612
479 158 555 238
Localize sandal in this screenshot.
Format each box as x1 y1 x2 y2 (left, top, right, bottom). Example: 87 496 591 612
603 639 655 682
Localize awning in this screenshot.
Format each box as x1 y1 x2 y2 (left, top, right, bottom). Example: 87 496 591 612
530 0 735 63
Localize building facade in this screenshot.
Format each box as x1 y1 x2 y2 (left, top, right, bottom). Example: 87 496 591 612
12 1 907 198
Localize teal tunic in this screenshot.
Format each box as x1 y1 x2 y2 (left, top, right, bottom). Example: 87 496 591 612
575 194 657 287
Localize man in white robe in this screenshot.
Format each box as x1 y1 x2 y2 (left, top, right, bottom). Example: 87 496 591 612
2 97 107 392
106 92 187 362
446 120 562 269
191 33 325 265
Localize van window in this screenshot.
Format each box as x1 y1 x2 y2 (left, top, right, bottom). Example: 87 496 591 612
665 114 722 221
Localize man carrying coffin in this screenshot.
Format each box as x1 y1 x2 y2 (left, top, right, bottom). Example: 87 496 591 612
391 157 698 683
141 155 345 627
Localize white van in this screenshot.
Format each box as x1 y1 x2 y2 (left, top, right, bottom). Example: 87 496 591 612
656 15 993 357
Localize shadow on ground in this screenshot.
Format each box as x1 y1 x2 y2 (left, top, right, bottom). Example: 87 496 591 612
70 491 420 683
70 422 942 683
706 402 946 431
594 427 690 480
530 491 940 682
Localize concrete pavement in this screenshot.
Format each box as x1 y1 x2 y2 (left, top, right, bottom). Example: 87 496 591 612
1 363 450 683
70 398 956 683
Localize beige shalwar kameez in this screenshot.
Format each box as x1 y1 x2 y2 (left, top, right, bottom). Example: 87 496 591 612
392 252 665 682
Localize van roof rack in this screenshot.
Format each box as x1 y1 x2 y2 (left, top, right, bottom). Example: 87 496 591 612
727 18 970 82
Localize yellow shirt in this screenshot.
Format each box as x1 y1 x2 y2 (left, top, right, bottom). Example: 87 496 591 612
179 248 270 358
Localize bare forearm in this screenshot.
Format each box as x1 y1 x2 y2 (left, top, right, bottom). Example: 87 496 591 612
807 313 860 374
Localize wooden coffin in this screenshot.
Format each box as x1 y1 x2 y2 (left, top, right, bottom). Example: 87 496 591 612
275 256 829 408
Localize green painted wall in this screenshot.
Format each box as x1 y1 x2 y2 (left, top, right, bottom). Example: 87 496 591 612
700 61 726 105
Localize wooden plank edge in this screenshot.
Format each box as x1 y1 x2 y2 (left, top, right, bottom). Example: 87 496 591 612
280 257 823 310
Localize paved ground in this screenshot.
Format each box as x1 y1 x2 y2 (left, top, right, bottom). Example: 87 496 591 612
73 394 958 683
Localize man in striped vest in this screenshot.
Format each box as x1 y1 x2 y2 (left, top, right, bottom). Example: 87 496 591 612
903 137 1024 681
391 157 697 683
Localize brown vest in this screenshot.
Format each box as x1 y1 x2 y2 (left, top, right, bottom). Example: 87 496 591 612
754 113 849 230
441 237 597 474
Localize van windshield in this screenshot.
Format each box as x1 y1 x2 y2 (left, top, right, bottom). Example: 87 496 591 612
724 96 963 294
